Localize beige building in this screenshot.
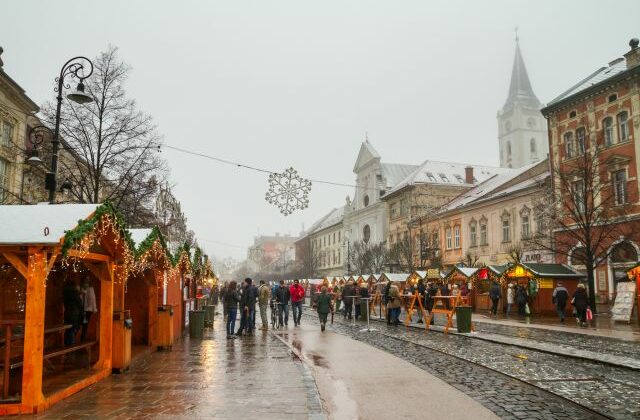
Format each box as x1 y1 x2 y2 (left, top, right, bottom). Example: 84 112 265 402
382 160 507 270
308 207 344 277
421 160 551 269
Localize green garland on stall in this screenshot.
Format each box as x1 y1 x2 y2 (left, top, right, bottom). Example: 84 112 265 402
61 202 134 257
134 226 173 264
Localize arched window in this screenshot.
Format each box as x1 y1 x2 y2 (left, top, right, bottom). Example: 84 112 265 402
363 225 371 243
603 117 614 146
576 127 586 155
530 138 537 156
618 111 629 142
570 246 587 266
564 132 574 159
611 241 637 264
506 141 511 156
363 195 370 207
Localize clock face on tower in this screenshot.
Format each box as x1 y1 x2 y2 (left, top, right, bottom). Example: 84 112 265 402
527 117 536 128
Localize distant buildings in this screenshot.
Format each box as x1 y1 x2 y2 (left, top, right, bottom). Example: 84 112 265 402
247 233 298 275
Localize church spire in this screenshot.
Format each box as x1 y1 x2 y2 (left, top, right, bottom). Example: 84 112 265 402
503 36 540 110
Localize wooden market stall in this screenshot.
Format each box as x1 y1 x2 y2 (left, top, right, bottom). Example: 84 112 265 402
622 264 640 324
0 203 132 415
171 247 193 339
469 265 508 312
500 263 584 315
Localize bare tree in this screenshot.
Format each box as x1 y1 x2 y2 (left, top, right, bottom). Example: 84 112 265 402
41 46 167 224
528 134 638 312
349 241 372 274
297 238 321 279
369 242 389 273
389 236 415 272
463 252 481 268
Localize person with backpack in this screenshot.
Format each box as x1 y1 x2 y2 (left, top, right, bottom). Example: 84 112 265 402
552 281 569 323
489 280 501 317
290 279 306 326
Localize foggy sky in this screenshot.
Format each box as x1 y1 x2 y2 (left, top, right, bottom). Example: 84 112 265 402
2 0 639 260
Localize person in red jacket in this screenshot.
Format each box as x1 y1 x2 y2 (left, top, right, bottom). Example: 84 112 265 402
290 279 305 326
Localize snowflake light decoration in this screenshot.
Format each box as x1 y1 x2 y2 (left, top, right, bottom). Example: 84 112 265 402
265 167 312 216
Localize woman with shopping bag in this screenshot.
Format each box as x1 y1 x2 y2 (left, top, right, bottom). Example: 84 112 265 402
571 283 589 327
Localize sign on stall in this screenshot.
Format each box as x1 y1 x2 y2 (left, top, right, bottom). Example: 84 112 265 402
538 279 554 289
611 282 637 322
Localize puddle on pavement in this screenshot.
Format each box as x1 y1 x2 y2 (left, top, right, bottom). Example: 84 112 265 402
307 351 329 368
292 338 303 353
329 379 358 420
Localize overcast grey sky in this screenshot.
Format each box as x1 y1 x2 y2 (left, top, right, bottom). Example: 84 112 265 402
3 0 639 260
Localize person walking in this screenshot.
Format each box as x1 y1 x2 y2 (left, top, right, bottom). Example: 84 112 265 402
489 280 501 317
416 279 426 324
290 279 305 326
237 278 257 335
440 282 450 310
80 277 97 342
258 280 270 330
223 281 240 339
316 286 333 332
383 280 392 324
359 282 370 322
275 280 291 326
333 283 342 313
387 282 402 326
572 283 589 327
354 282 362 320
506 283 515 317
516 284 528 316
552 281 569 323
63 278 83 346
342 280 355 320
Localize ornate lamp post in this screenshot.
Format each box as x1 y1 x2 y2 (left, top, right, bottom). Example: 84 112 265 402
43 56 94 204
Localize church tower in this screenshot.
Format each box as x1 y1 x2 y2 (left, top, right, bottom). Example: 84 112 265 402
497 37 547 168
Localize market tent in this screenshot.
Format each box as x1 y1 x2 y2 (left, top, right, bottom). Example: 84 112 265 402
0 203 132 415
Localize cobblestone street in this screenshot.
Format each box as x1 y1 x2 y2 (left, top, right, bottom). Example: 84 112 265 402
32 317 323 420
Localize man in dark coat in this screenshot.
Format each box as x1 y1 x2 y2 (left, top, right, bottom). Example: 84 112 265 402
63 279 83 346
572 283 589 327
383 281 392 324
237 278 257 335
275 280 291 326
489 281 501 317
552 282 569 323
342 281 355 320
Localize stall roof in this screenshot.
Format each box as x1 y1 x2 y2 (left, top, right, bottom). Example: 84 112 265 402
521 263 585 278
488 264 510 276
129 228 153 248
382 273 410 282
0 204 99 245
413 270 427 279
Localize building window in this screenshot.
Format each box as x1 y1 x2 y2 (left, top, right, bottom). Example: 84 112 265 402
521 214 530 239
576 127 586 155
439 173 449 183
363 225 371 243
445 227 452 250
480 222 488 245
469 222 477 247
390 203 398 218
363 195 370 207
618 111 629 142
0 122 13 147
338 231 341 242
613 169 627 205
564 132 574 159
604 117 614 146
608 93 618 103
454 226 460 248
569 110 577 118
0 158 7 203
376 174 382 182
455 175 464 183
506 141 511 156
572 179 585 213
530 138 536 156
426 172 437 183
400 199 408 216
501 214 511 242
332 250 336 265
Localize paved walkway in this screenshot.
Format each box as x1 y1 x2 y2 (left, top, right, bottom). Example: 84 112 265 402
33 316 323 419
274 322 498 420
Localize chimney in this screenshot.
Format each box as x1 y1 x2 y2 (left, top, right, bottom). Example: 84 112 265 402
464 166 474 184
624 38 640 69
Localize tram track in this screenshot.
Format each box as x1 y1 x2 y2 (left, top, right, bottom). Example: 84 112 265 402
301 311 639 419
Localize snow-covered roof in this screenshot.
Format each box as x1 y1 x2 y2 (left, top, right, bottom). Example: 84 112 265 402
385 160 507 197
439 161 543 212
382 273 410 282
308 278 324 284
128 228 153 247
309 207 344 235
368 273 382 281
546 58 627 108
381 163 420 189
0 204 99 245
413 270 427 279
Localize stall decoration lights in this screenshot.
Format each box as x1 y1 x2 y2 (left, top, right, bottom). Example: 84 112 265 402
134 227 173 273
265 167 311 216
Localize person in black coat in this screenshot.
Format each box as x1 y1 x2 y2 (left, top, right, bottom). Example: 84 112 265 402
63 279 83 346
516 285 528 316
572 283 589 327
489 281 501 317
383 281 392 324
275 280 291 326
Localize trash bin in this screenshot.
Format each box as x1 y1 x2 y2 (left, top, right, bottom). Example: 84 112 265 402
455 306 472 333
360 301 369 321
157 305 174 350
189 310 205 338
204 305 215 328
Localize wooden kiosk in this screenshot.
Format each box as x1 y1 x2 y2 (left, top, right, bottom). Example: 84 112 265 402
0 203 132 415
171 247 193 339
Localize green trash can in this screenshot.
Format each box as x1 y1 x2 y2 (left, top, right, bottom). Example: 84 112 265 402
455 306 472 333
189 310 205 338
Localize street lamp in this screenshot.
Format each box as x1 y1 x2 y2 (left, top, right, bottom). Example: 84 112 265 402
45 56 94 204
27 125 73 199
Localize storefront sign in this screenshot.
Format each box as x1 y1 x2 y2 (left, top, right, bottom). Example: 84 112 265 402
507 265 531 278
597 269 607 292
538 278 554 289
611 282 636 322
521 250 553 264
426 269 440 279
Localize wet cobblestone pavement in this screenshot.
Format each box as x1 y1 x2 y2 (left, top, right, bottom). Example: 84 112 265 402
304 312 640 419
33 317 323 419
